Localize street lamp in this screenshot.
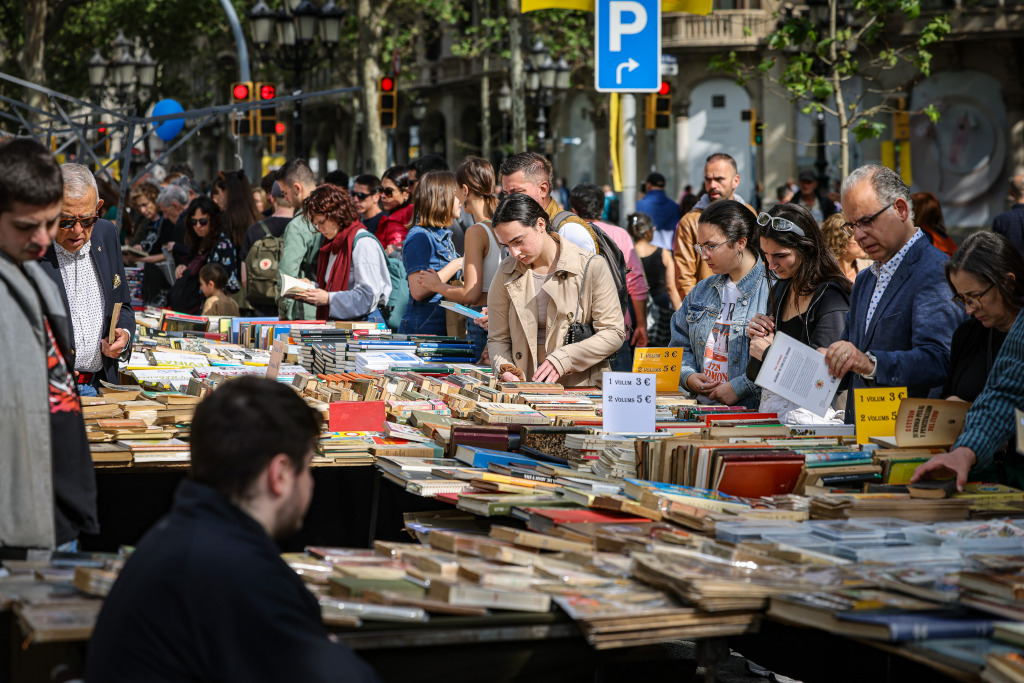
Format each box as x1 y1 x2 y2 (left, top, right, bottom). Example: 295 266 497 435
524 41 572 151
412 96 428 122
248 0 345 159
88 29 158 109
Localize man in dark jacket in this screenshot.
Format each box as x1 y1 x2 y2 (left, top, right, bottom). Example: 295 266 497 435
38 163 135 392
793 169 838 222
85 377 380 683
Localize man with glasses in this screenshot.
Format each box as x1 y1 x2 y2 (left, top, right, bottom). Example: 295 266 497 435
823 164 963 422
352 173 385 235
0 139 98 554
39 163 135 394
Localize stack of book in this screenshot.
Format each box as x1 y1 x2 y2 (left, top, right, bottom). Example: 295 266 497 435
797 450 883 494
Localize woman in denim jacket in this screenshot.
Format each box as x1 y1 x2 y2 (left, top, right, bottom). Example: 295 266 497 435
669 201 770 408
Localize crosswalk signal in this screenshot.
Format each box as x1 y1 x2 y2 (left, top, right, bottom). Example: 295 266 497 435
379 76 397 129
231 81 255 136
645 81 672 130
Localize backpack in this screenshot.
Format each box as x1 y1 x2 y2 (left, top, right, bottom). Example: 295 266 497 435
245 220 283 307
353 231 409 331
551 211 634 337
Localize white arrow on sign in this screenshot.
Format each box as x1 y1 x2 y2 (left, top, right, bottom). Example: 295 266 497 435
616 58 640 85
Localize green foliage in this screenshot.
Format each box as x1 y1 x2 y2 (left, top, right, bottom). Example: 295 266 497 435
853 119 887 141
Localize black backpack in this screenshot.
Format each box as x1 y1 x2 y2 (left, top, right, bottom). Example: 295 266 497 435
551 210 633 337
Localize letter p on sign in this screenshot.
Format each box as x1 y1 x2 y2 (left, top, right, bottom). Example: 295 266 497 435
609 1 647 51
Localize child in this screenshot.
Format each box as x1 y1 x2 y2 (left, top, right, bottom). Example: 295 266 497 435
199 263 240 316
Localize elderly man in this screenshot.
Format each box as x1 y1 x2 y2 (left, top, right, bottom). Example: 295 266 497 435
0 138 97 553
39 163 135 394
156 183 189 234
499 152 596 252
824 164 963 423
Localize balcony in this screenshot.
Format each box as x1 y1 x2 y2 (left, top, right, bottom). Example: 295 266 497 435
663 9 774 49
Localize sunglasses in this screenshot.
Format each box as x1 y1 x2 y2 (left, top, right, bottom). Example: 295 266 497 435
382 187 404 197
757 212 805 237
190 217 210 227
352 191 377 201
59 214 99 231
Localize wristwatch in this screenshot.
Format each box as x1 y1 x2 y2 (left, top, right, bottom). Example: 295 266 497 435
862 351 878 380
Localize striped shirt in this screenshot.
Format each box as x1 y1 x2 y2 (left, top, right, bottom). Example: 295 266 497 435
954 309 1024 467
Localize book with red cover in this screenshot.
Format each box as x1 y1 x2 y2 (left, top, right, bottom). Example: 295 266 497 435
714 459 804 498
704 412 779 426
518 507 650 534
328 401 385 432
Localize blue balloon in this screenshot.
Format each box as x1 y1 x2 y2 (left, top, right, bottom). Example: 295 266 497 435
152 99 184 141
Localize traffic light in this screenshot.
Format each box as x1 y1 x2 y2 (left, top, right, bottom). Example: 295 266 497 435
231 81 254 136
378 76 397 129
255 82 278 137
645 81 672 130
96 125 111 156
754 120 764 145
268 122 286 155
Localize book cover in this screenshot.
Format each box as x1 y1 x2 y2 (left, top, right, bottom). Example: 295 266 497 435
327 400 385 432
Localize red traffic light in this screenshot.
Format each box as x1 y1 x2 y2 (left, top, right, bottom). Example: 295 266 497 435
658 81 671 96
97 126 107 134
379 76 395 92
274 122 286 135
232 83 250 101
259 84 276 100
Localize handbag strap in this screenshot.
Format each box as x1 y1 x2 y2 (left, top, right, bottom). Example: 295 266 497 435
574 255 597 323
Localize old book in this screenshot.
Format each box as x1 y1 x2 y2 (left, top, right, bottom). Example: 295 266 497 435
489 525 593 552
428 580 551 612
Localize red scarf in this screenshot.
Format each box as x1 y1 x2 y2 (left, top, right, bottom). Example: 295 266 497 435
315 220 366 319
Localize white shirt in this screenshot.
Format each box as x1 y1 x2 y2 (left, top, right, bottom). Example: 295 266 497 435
55 240 105 372
703 280 740 384
864 229 925 332
326 231 393 320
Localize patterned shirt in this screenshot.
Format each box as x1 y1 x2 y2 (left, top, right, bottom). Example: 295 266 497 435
865 229 925 333
954 309 1024 468
55 240 105 373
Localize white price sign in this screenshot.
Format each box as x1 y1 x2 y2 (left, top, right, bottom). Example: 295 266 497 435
602 372 656 433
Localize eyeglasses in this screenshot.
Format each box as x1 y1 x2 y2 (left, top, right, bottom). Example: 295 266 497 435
693 241 727 258
841 202 893 237
951 283 994 310
757 212 805 237
58 213 99 231
352 191 377 201
190 217 209 227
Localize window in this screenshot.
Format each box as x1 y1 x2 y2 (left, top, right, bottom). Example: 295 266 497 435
712 95 726 108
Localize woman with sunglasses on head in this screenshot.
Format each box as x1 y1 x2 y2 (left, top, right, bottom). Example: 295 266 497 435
399 170 464 335
411 156 499 361
628 212 682 347
943 232 1024 403
169 197 240 313
746 203 852 423
376 165 414 254
487 193 625 386
670 201 769 407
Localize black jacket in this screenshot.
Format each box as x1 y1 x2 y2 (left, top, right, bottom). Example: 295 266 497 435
85 480 381 683
38 219 135 384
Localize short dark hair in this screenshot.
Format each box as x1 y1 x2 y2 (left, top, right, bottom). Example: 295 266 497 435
645 173 666 188
705 153 738 174
189 377 322 502
322 170 349 189
199 262 229 290
168 162 195 180
0 137 63 214
382 165 411 190
353 174 381 191
946 232 1024 314
279 158 316 188
410 154 448 177
492 192 549 232
569 182 605 221
260 171 278 195
499 152 551 186
698 200 760 257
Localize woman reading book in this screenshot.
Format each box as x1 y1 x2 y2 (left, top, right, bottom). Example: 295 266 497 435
487 193 625 386
670 200 769 408
745 203 852 423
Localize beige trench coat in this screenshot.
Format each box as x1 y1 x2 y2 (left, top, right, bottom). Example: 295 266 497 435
487 234 626 387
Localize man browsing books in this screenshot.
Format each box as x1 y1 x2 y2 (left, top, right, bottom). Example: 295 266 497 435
85 377 379 683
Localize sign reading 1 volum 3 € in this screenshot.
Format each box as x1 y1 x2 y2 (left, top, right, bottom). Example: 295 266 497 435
595 0 662 93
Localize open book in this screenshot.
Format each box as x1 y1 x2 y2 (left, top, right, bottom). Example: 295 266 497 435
121 245 148 258
281 273 316 299
439 301 484 319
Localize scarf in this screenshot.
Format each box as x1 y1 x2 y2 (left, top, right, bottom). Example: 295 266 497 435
315 219 366 319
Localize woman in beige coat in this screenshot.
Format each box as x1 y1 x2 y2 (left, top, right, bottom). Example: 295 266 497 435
487 193 626 386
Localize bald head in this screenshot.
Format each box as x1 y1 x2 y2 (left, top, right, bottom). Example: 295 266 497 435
1011 175 1024 203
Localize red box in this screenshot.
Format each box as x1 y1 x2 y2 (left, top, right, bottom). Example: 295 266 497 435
328 401 386 432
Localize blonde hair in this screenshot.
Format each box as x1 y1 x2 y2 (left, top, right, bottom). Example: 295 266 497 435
456 156 498 217
413 170 458 228
821 213 850 259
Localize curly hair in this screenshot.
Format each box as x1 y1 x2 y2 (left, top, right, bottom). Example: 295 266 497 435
820 213 851 261
129 181 160 207
302 184 360 230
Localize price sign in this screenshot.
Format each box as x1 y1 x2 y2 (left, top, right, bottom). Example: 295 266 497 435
632 347 683 393
854 386 907 445
266 339 286 380
602 372 656 433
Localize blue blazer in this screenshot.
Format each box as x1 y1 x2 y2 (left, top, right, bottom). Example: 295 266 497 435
38 219 136 384
842 234 965 422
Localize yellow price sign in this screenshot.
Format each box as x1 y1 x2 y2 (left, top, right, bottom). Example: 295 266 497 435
632 347 682 393
854 386 907 445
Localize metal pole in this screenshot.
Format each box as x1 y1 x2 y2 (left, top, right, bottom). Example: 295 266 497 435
620 94 638 220
815 109 828 189
218 0 260 180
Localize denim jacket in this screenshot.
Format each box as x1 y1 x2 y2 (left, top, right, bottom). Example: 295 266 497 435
669 259 771 408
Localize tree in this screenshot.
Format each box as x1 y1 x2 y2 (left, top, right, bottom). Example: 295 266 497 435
711 0 951 178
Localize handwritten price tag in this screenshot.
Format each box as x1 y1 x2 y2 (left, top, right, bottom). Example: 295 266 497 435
854 386 907 445
603 372 656 433
632 347 682 393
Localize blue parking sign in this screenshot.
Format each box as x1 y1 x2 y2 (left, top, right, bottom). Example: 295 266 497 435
595 0 661 93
